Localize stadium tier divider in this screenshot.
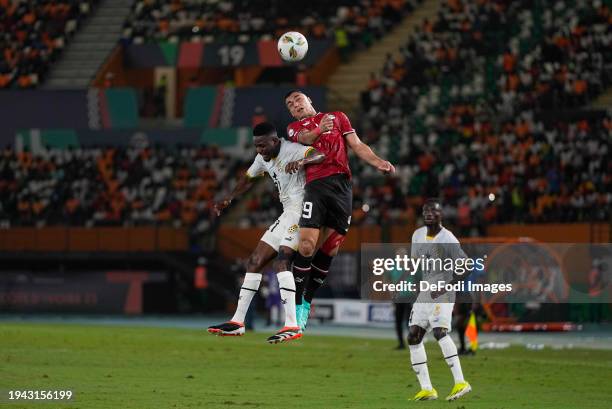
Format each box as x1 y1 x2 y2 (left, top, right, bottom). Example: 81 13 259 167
102 88 140 129
184 86 218 127
13 128 251 156
15 129 80 150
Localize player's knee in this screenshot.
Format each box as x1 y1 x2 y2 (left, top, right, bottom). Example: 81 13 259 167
298 238 316 257
408 327 424 345
272 249 293 272
433 328 448 341
246 254 263 272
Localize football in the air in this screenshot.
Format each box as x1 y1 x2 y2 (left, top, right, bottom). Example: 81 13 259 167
278 31 308 62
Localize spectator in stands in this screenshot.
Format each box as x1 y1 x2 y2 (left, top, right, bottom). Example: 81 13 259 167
0 144 240 239
350 0 611 232
296 64 308 87
251 106 267 128
0 0 94 88
121 0 416 56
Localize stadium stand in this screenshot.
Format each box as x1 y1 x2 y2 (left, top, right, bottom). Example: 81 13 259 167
350 0 612 232
0 0 96 88
121 0 416 53
361 0 611 132
1 0 609 235
0 145 243 238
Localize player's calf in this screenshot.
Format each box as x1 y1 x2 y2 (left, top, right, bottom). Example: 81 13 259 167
435 330 471 400
299 249 333 332
304 249 332 303
293 251 313 307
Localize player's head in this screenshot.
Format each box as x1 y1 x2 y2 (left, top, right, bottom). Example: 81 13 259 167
253 122 280 162
422 198 442 227
285 90 316 120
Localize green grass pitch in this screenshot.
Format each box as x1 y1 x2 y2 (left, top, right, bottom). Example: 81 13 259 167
1 323 611 408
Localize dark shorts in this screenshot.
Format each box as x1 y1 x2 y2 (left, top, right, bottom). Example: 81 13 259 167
299 173 352 235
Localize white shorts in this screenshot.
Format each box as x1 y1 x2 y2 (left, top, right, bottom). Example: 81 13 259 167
261 210 300 252
409 302 454 332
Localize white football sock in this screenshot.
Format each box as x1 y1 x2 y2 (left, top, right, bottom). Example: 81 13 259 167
409 343 432 390
276 270 297 327
231 272 261 323
438 335 465 383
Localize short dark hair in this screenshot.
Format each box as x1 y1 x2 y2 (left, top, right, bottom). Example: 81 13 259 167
253 122 277 137
284 89 305 100
424 198 442 209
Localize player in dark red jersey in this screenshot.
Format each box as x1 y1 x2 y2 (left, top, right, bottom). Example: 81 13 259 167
284 90 395 331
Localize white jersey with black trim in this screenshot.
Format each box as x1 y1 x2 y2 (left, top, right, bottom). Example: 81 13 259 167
411 226 466 303
246 139 313 213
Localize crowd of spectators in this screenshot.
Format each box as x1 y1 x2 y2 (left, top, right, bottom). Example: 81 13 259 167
353 113 611 233
495 0 611 114
362 0 611 126
122 0 416 53
0 0 95 88
0 145 241 238
349 0 612 233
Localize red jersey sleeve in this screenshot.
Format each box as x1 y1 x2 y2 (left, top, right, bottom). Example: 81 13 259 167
335 111 355 136
286 123 300 143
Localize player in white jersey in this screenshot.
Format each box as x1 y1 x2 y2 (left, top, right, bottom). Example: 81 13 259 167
408 199 472 401
207 122 325 344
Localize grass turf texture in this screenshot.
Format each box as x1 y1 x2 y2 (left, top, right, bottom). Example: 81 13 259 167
1 323 611 409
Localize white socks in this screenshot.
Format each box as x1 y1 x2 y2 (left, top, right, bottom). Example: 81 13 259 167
230 271 298 328
276 270 297 327
438 335 465 383
409 343 432 390
410 336 465 390
231 272 261 323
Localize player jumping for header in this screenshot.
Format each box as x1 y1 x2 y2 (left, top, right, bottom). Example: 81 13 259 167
284 90 395 332
207 122 324 344
408 199 472 401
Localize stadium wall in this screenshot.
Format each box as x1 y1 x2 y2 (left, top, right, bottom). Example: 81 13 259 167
0 227 189 252
0 270 168 314
122 40 334 69
0 91 90 140
0 224 605 255
216 223 610 259
4 85 326 141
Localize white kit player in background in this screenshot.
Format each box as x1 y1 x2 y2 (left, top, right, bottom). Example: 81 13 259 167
208 122 325 344
407 199 472 401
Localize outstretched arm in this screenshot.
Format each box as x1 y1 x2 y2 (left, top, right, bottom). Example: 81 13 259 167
214 173 258 216
345 131 395 173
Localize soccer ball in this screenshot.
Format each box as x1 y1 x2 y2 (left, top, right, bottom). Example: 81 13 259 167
278 31 308 62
